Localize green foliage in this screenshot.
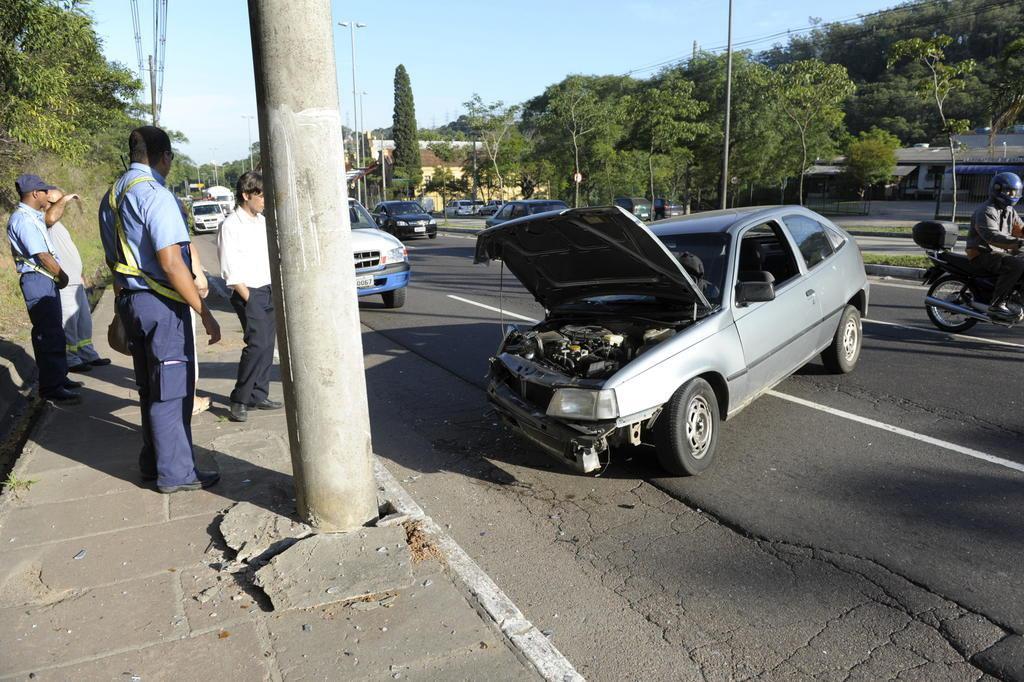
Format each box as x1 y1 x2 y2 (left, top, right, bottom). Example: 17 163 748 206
391 65 421 196
463 94 520 196
987 38 1024 148
843 128 899 197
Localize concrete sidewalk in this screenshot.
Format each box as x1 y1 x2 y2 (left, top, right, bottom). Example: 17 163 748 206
0 289 559 681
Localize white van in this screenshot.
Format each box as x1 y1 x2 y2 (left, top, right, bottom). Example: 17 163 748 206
191 201 225 233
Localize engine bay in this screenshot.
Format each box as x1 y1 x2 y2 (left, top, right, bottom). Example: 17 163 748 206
501 321 680 380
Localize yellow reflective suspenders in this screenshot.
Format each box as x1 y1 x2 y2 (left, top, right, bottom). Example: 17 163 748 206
108 176 187 304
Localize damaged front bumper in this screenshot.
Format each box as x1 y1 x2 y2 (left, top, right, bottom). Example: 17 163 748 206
487 378 615 474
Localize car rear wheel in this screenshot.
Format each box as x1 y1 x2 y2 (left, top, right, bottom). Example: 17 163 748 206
382 287 406 309
821 304 862 373
654 378 719 476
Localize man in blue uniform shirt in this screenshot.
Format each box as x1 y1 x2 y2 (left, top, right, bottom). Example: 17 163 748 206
6 174 81 404
99 126 222 494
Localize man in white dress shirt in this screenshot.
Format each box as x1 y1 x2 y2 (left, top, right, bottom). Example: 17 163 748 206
217 171 281 422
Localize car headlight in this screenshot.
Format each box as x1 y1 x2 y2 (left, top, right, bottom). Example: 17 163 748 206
385 246 406 263
396 220 408 226
428 218 436 225
546 389 618 421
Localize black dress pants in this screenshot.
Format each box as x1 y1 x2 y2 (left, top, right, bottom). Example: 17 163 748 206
971 251 1024 302
229 285 276 405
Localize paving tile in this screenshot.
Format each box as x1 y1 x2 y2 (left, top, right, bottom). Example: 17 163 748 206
0 514 218 593
20 621 269 681
2 490 164 548
179 563 263 632
10 465 140 506
0 574 181 676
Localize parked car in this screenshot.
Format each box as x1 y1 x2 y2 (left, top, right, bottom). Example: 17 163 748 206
372 200 437 239
613 196 653 221
478 199 505 216
350 198 410 308
191 201 225 233
445 199 477 217
654 198 686 220
475 205 867 476
484 199 570 227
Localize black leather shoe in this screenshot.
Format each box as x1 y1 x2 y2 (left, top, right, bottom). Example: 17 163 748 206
89 358 112 367
989 300 1014 320
251 398 283 410
63 378 85 389
42 387 82 405
157 470 220 494
67 363 92 373
229 402 248 422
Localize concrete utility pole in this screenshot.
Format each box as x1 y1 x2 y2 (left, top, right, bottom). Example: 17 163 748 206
248 0 378 530
720 0 734 210
149 54 158 125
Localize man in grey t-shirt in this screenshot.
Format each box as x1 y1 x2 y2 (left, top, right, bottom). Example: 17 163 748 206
45 189 110 372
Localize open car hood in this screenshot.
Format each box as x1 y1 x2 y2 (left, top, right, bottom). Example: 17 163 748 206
474 206 711 310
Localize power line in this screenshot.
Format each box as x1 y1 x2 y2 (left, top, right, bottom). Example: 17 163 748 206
130 0 144 82
156 0 168 115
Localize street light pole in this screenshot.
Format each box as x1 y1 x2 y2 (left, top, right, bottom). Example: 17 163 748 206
242 115 256 171
720 0 734 210
338 20 366 205
210 148 219 186
248 0 379 530
359 90 367 204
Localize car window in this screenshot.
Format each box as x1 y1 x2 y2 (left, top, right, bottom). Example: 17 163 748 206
349 202 377 229
783 215 835 270
510 203 527 218
389 201 424 213
497 204 514 218
737 221 800 286
655 232 730 304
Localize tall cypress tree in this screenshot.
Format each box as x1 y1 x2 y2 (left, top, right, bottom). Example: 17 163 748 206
392 64 422 196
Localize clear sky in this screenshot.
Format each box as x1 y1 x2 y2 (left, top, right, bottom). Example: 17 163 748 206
86 0 901 164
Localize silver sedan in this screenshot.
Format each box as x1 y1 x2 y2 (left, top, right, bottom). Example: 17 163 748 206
475 205 869 476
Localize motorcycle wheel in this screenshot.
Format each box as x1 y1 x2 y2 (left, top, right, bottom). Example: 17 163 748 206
926 277 978 333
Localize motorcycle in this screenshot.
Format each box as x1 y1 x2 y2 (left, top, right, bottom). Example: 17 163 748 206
913 220 1024 333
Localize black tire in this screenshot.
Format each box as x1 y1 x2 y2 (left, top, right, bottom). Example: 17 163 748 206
925 277 978 333
382 287 406 309
428 232 437 239
654 378 719 476
821 304 862 374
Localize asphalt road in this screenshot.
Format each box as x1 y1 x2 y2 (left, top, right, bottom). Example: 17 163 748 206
194 231 1024 678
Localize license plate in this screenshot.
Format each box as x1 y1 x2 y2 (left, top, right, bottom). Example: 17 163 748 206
355 275 374 288
414 226 426 233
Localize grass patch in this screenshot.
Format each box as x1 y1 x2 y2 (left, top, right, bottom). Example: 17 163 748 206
862 253 931 269
846 225 969 235
3 471 38 494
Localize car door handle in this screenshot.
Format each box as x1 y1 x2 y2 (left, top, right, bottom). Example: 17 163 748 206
805 289 815 297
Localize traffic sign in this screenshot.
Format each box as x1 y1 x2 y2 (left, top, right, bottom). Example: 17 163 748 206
573 172 582 184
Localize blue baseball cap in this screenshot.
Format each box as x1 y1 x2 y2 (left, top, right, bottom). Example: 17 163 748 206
15 174 57 195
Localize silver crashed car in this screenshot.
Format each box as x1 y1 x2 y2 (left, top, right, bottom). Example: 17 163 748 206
475 205 868 476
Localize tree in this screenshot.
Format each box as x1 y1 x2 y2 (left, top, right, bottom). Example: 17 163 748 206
843 127 898 199
987 38 1024 153
391 64 421 197
463 94 520 200
773 59 856 204
544 76 604 207
424 166 465 215
888 36 976 220
626 71 707 205
0 0 137 165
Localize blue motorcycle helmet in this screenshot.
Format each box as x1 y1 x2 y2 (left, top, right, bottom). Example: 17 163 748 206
989 171 1022 207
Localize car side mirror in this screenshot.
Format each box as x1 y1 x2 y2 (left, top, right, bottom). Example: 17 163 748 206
735 276 776 306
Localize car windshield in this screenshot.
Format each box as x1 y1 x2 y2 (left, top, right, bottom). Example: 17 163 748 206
528 202 568 214
349 202 377 229
193 205 221 215
654 232 731 304
388 202 424 213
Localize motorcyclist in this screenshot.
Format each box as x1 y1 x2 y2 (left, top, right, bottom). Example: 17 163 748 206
966 172 1024 319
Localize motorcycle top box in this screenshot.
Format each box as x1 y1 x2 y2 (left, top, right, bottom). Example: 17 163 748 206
912 221 959 251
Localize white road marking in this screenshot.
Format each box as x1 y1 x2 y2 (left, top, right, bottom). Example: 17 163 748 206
447 294 540 323
768 390 1024 474
863 318 1024 349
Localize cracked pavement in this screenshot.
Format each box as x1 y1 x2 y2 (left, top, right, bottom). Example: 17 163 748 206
339 232 1024 681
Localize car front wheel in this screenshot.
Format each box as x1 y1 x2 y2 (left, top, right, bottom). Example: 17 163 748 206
654 378 719 476
382 287 406 309
821 304 862 373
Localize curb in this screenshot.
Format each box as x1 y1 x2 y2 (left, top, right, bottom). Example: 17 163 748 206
438 226 484 235
375 459 583 682
864 264 926 280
